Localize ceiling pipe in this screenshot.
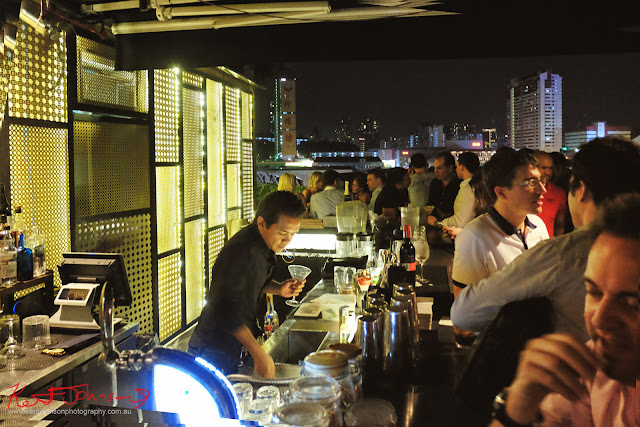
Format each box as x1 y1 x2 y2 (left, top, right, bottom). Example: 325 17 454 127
158 1 330 19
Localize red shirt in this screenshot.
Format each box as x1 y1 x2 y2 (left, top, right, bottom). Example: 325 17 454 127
538 182 567 237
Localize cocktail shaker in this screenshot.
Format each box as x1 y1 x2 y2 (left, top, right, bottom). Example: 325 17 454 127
391 293 419 350
383 306 410 376
355 314 380 375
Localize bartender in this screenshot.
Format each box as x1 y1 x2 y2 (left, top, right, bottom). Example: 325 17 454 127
189 191 307 378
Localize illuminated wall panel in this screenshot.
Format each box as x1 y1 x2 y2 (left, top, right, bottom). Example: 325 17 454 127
0 50 11 128
74 121 150 217
8 125 70 287
224 87 241 163
185 219 205 323
182 88 204 218
156 167 181 254
158 253 182 340
241 92 253 140
154 69 180 163
182 71 203 88
76 36 148 113
75 214 153 334
206 80 225 227
226 163 241 210
241 140 254 220
207 228 225 287
8 24 67 122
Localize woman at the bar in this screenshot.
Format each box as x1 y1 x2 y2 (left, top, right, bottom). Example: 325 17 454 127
302 171 323 208
277 173 306 206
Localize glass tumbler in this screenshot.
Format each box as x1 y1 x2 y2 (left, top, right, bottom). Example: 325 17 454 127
22 315 51 349
232 382 253 418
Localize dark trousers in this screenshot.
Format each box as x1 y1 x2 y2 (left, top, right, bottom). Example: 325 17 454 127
188 345 239 375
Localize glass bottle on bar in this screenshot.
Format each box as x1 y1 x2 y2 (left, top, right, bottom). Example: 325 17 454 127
17 233 33 281
12 206 27 247
0 184 12 228
28 226 46 276
0 215 18 287
399 224 416 286
264 293 279 340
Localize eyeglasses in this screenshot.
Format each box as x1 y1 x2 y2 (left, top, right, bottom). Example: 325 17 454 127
513 177 547 189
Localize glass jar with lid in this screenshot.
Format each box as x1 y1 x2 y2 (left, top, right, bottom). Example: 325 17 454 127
302 350 356 407
344 398 397 427
274 401 329 427
290 376 342 427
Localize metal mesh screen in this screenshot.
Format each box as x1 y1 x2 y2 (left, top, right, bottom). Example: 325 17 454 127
241 140 254 219
75 214 153 334
76 36 148 113
158 253 182 340
207 227 225 287
182 88 204 218
73 121 150 217
154 69 179 163
224 87 240 162
206 80 225 227
182 71 203 88
226 163 241 210
227 208 240 221
0 50 11 128
241 92 252 140
185 219 205 323
9 125 70 288
8 23 67 122
156 166 181 254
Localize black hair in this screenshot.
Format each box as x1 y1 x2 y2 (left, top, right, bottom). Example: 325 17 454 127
255 190 306 227
410 153 427 169
352 172 367 192
482 150 539 204
457 152 480 174
435 151 456 168
367 168 387 184
386 167 408 188
568 136 640 205
592 193 640 240
322 169 340 188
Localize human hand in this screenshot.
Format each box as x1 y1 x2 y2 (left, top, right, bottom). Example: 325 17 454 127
279 278 305 298
253 347 276 379
442 225 462 239
505 334 602 424
427 215 438 226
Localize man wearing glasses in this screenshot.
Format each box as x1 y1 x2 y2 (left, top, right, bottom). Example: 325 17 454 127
451 149 549 297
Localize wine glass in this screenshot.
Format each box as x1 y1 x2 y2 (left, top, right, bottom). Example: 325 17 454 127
0 314 26 359
286 265 312 307
412 234 430 288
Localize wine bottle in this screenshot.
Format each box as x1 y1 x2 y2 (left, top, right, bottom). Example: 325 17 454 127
263 293 279 340
399 224 416 286
0 216 18 287
17 233 33 281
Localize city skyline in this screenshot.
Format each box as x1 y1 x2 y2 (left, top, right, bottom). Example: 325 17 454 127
254 53 639 142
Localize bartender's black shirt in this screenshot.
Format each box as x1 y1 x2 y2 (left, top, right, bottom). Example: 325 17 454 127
373 186 409 215
427 178 461 220
190 222 275 358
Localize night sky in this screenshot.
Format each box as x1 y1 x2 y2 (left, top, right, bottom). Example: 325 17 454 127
255 53 640 140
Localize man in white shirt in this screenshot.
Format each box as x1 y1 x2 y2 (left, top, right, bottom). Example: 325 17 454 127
408 153 434 208
452 149 548 297
366 168 385 210
428 151 479 229
309 169 344 219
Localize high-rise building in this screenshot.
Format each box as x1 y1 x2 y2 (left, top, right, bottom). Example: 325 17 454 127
428 125 445 148
564 122 632 151
444 123 478 141
274 76 297 160
335 117 353 143
507 70 562 151
358 118 380 151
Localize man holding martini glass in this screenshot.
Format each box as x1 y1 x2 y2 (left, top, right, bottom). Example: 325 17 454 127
189 191 307 378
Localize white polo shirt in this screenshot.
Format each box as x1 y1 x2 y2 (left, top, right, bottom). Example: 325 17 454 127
452 207 549 289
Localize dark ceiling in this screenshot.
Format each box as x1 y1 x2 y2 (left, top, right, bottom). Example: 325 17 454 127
2 0 640 70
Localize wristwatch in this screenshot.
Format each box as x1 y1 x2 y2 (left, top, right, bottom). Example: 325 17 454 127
491 387 543 427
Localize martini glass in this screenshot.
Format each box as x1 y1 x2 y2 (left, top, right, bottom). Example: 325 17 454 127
286 265 312 307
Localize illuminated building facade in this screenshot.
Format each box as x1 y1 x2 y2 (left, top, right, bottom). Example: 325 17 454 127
564 122 631 151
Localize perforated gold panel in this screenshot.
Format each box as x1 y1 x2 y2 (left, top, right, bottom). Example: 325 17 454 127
206 80 225 226
224 87 240 162
13 284 44 300
156 166 181 254
207 227 225 287
8 23 67 122
242 140 254 220
76 36 148 113
75 214 153 334
154 69 179 163
183 88 204 218
158 253 182 340
74 121 150 217
182 71 203 88
241 92 253 140
9 125 70 288
185 219 205 323
226 163 241 210
0 50 11 128
227 209 240 221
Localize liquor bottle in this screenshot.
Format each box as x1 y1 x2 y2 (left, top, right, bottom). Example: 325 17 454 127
0 216 18 287
16 233 33 281
263 293 279 340
28 226 46 276
399 224 416 286
12 206 27 246
0 184 12 228
343 180 351 201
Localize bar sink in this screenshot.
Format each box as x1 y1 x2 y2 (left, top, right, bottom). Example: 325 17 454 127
269 329 328 364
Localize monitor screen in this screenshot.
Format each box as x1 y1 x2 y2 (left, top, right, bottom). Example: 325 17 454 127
59 288 91 301
58 253 132 307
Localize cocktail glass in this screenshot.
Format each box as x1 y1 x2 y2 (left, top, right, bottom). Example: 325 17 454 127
286 265 312 307
0 315 26 359
412 237 430 288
